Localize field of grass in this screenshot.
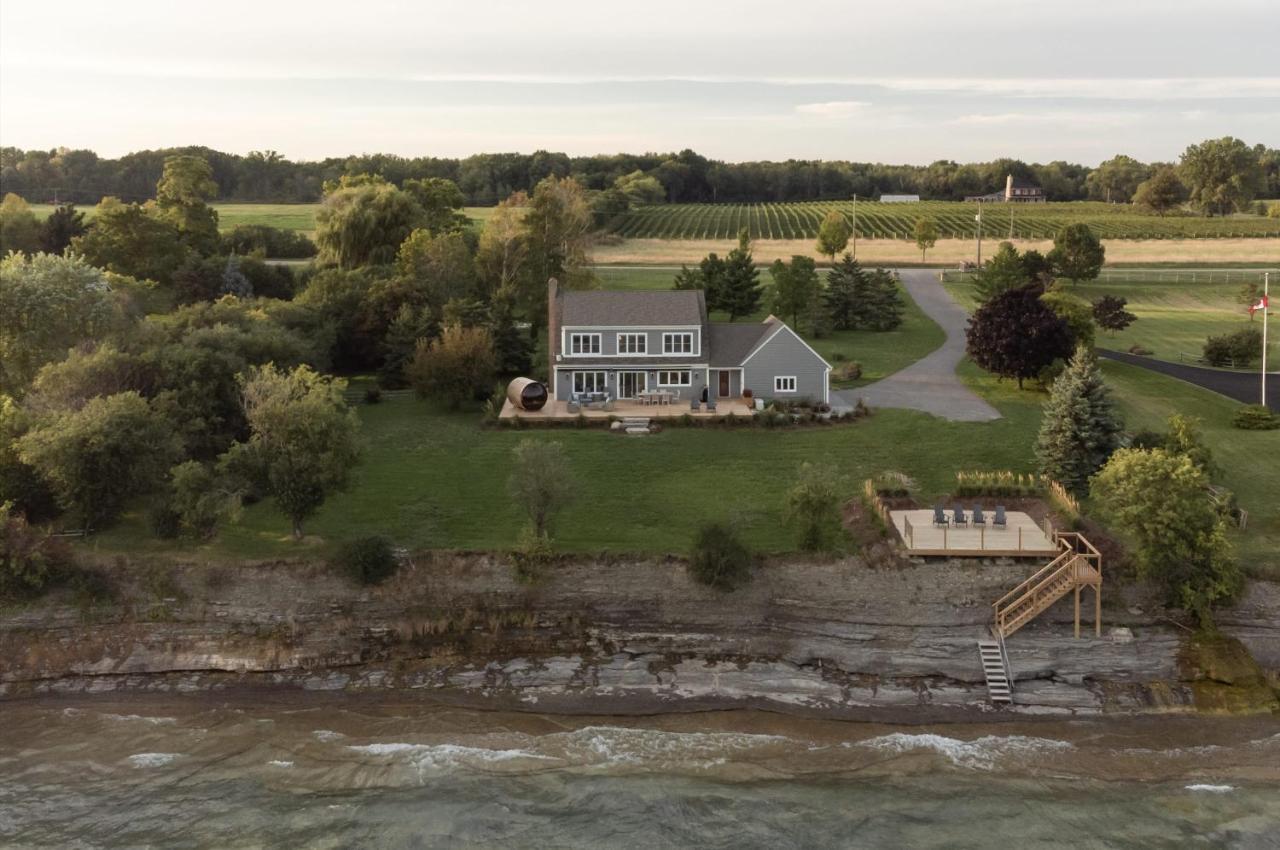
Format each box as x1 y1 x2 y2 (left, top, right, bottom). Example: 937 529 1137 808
608 201 1280 241
28 203 493 236
1101 360 1280 577
592 266 946 387
944 275 1278 371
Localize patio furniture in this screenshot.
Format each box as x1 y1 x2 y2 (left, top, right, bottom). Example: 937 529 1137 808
690 396 700 412
952 506 968 527
706 397 717 412
972 505 986 527
932 505 948 528
567 400 581 413
993 505 1007 529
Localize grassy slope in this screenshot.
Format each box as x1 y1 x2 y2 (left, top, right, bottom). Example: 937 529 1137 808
592 267 945 387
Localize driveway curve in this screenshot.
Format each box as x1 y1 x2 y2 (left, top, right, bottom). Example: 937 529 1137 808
833 269 1001 422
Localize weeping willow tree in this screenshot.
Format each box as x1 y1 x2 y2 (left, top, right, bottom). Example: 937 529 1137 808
313 175 425 269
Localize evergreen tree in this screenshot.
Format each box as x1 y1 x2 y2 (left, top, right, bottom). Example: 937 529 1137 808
221 254 252 298
488 290 532 376
863 269 905 331
1034 346 1123 495
672 264 702 290
39 203 87 254
717 230 761 321
823 254 864 331
973 242 1030 301
379 304 437 387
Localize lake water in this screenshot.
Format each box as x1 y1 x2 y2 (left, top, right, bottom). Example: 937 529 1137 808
1 695 1277 848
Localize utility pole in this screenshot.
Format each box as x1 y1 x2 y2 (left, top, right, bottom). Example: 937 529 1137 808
975 200 983 266
851 194 857 259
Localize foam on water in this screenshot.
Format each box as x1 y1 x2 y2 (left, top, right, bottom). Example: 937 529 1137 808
268 760 294 768
1185 784 1235 793
128 753 181 768
347 743 556 773
853 733 1075 770
313 730 345 742
103 714 177 725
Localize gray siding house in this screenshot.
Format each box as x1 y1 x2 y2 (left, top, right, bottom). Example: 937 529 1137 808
548 280 830 405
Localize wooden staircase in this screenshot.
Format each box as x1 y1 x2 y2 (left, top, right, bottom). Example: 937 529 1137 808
980 531 1102 705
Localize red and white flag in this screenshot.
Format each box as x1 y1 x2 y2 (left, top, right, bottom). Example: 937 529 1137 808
1249 294 1269 316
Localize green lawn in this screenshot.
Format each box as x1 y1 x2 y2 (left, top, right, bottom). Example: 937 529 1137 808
1101 360 1280 577
88 373 1044 561
944 276 1278 371
592 267 945 387
28 203 493 237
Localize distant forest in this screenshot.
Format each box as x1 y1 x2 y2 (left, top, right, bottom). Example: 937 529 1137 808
3 143 1278 207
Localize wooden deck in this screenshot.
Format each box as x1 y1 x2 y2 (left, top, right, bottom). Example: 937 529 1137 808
499 398 755 420
889 509 1056 557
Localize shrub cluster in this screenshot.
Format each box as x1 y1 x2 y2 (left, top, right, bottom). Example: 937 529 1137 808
953 470 1042 498
1232 404 1279 430
223 224 317 259
688 522 753 590
334 536 399 585
1203 327 1262 367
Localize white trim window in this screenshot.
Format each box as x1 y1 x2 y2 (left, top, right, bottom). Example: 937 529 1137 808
662 332 694 354
617 332 647 355
657 370 692 386
573 371 607 394
774 376 797 393
569 333 601 355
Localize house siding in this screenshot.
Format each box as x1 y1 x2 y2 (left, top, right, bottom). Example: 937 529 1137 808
554 365 708 402
560 326 702 359
741 328 829 403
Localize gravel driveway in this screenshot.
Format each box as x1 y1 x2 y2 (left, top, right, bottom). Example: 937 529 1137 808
833 269 1001 422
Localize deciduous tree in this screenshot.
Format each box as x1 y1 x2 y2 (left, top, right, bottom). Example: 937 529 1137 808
1092 294 1137 333
220 365 360 540
406 324 497 409
155 155 220 254
1132 167 1187 215
769 255 821 330
1034 347 1123 495
507 439 574 541
913 216 938 261
1048 223 1105 285
1091 448 1240 624
71 197 188 283
314 175 424 269
402 177 468 235
522 175 596 323
396 229 478 312
815 210 852 261
1179 137 1263 216
0 193 42 255
966 284 1074 388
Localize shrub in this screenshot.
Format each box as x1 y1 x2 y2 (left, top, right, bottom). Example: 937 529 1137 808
510 526 553 583
785 462 845 551
334 536 399 585
834 361 863 382
1128 344 1153 356
1 512 73 600
1203 327 1261 367
364 386 383 404
688 522 752 590
1128 428 1166 449
1232 404 1279 430
149 503 181 539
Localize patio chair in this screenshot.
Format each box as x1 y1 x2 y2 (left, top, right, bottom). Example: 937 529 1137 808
993 505 1007 529
932 505 948 528
689 396 700 412
952 506 967 527
972 505 986 527
706 397 717 412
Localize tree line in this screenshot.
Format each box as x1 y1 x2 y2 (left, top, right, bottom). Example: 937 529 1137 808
4 137 1276 208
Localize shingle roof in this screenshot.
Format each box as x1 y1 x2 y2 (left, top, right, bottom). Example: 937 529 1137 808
707 321 777 367
559 289 705 328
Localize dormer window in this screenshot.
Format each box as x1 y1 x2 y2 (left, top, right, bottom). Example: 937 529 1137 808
617 333 646 354
663 332 694 354
569 333 601 355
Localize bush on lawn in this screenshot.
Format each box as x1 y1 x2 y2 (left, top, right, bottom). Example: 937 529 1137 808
1203 328 1261 367
1232 404 1279 430
335 536 399 585
688 522 752 591
834 361 862 382
1128 344 1153 356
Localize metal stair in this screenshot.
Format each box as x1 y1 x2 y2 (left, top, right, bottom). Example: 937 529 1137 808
977 638 1012 704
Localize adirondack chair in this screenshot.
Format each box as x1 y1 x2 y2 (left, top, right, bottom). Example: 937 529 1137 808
689 396 700 411
972 505 986 527
932 505 948 528
993 505 1007 529
952 506 968 527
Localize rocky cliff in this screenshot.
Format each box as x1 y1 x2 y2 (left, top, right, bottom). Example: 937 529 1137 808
2 553 1276 719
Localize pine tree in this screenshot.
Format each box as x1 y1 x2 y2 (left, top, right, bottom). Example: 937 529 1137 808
824 254 864 330
221 254 252 298
1035 346 1124 495
718 230 761 321
489 290 533 376
863 269 905 331
379 304 438 387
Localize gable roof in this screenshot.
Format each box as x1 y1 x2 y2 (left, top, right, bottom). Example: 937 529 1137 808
707 321 775 366
559 289 706 327
739 320 833 369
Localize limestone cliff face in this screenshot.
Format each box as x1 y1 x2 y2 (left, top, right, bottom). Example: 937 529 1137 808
2 554 1276 718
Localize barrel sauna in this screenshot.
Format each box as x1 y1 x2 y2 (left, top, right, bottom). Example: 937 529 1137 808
506 378 549 411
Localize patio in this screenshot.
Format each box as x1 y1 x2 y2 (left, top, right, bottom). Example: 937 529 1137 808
889 509 1057 557
499 397 756 420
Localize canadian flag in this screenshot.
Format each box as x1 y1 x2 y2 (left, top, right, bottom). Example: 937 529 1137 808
1248 294 1269 316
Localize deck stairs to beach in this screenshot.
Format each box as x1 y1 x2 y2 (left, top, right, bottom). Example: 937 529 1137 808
979 531 1103 705
620 416 652 435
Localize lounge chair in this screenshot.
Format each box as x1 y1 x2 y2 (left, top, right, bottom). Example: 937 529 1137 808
932 505 948 528
952 506 967 527
993 505 1007 529
972 505 986 527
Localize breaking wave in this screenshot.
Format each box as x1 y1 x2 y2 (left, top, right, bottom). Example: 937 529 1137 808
853 733 1075 770
128 753 181 768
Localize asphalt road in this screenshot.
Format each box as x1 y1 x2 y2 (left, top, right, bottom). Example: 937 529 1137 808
1099 349 1279 412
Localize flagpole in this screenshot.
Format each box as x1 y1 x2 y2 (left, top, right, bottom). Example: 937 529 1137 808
1264 271 1269 408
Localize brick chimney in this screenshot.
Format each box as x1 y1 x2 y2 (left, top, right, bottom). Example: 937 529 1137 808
1004 174 1013 201
546 277 559 393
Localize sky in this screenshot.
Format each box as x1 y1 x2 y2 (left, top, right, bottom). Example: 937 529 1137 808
1 0 1277 165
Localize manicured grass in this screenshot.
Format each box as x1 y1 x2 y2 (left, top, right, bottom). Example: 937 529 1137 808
591 266 945 387
1101 360 1280 577
944 276 1278 371
88 377 1045 561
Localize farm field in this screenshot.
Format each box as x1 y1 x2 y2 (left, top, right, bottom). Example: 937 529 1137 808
592 266 946 387
944 275 1279 371
607 200 1280 241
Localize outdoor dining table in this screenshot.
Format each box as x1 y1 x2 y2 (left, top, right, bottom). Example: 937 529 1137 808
638 390 673 405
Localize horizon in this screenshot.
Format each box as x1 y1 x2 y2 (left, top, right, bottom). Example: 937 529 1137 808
2 0 1277 165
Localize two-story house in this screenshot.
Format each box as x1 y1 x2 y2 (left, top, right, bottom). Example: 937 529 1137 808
547 280 831 406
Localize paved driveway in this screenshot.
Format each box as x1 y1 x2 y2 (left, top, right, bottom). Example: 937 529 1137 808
832 269 1001 422
1099 349 1279 412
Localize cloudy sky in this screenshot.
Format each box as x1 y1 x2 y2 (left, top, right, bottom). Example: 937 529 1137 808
1 0 1276 164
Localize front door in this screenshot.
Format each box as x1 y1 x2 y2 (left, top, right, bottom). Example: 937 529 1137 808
619 371 647 399
718 371 731 397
